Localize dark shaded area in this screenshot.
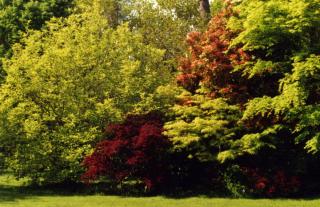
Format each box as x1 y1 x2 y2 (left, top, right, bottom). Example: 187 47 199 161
1 177 320 204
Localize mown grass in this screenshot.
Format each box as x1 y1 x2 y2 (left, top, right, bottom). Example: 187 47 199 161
1 174 320 207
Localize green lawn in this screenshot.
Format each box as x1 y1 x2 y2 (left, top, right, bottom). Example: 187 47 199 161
1 174 320 207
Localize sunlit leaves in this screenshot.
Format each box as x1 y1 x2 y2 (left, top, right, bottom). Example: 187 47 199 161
0 4 172 183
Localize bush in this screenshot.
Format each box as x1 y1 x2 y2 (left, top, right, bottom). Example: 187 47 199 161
222 165 301 198
242 167 301 197
82 112 171 191
222 165 249 198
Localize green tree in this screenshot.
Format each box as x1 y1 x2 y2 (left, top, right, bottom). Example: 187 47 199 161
164 4 250 163
221 0 320 159
164 89 243 162
74 0 208 74
163 0 320 195
75 0 130 27
165 0 320 162
76 0 219 72
0 0 74 80
0 2 173 183
128 0 211 71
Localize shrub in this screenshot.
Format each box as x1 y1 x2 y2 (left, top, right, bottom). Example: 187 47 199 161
222 165 301 197
243 167 301 197
222 165 249 198
82 112 170 191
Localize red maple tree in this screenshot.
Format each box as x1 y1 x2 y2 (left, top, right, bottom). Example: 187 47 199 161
82 112 170 190
177 4 251 103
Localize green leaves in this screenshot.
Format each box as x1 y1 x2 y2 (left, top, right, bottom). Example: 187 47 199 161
164 89 243 162
0 0 74 74
166 0 320 166
0 3 172 183
230 0 319 51
218 125 282 163
242 55 320 154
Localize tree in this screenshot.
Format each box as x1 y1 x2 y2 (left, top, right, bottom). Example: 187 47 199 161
0 0 74 81
199 0 211 21
82 112 170 190
164 3 250 163
75 0 129 28
168 0 320 162
128 0 210 72
164 91 243 162
0 2 173 184
165 0 320 195
221 0 320 159
77 0 216 72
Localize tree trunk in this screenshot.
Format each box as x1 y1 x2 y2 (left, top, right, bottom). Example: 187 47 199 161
199 0 211 21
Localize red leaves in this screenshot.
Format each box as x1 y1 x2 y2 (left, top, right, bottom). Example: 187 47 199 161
255 180 267 190
177 4 251 103
186 31 201 46
176 73 200 92
82 112 170 190
242 167 301 197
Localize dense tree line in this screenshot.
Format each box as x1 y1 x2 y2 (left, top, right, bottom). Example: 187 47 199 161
0 0 74 81
0 0 320 197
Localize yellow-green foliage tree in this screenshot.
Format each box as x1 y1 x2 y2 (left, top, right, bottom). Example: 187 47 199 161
164 0 320 196
165 0 320 163
0 1 173 184
0 0 74 80
222 0 320 159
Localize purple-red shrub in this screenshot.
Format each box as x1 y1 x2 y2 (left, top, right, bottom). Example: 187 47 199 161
242 167 301 197
82 112 170 190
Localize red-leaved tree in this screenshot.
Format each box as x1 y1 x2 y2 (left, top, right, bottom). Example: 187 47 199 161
82 112 170 190
177 3 251 103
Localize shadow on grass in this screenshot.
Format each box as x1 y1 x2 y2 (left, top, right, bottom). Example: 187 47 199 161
0 184 29 202
1 179 320 203
0 180 94 203
0 180 227 203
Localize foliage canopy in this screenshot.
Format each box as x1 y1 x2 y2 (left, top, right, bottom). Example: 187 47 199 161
0 3 172 183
